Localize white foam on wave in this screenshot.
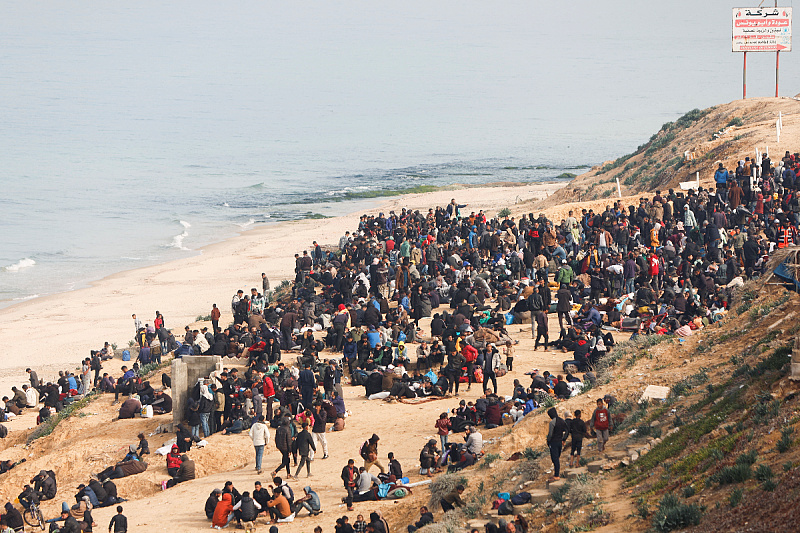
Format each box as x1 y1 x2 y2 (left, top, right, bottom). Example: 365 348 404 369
235 218 256 229
3 257 36 272
169 221 191 251
13 294 39 301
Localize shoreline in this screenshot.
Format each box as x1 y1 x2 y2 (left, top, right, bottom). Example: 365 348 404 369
0 181 562 394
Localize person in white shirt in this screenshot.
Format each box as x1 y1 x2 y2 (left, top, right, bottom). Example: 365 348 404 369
23 384 38 408
249 415 270 474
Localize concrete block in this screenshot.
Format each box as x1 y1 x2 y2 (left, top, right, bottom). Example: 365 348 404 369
605 451 627 461
630 452 639 462
468 520 490 529
586 460 604 473
171 355 221 427
528 489 551 504
564 467 588 479
513 503 533 512
547 479 568 494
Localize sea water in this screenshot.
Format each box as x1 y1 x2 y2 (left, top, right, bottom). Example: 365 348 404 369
0 1 796 306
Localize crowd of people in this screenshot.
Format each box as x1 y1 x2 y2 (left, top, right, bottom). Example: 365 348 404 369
3 148 799 533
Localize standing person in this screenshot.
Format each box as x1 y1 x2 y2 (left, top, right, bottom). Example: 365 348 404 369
482 344 498 394
210 304 221 333
249 415 270 475
588 398 611 453
27 368 40 390
298 365 316 409
271 418 293 479
294 422 316 478
534 309 549 351
434 413 451 451
341 459 358 511
108 506 127 533
568 410 587 468
503 341 514 372
546 407 568 481
311 403 329 460
556 283 573 334
359 434 385 474
445 349 466 396
132 314 141 336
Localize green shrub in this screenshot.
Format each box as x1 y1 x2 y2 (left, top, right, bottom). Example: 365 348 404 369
762 479 777 492
776 426 794 453
552 484 570 504
729 488 743 507
196 314 212 321
480 453 500 469
497 208 512 218
523 447 544 460
651 494 703 532
715 463 751 485
682 486 695 498
634 496 650 519
755 464 774 482
726 117 744 128
784 461 794 472
736 449 758 466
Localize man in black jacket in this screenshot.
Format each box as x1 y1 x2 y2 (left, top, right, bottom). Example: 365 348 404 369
546 407 569 481
407 506 434 533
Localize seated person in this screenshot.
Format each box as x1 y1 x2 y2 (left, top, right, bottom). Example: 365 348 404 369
292 486 321 517
265 488 294 523
151 390 172 414
117 397 141 420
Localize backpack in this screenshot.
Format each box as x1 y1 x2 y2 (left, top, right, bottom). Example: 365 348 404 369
510 492 531 505
0 424 7 438
498 500 515 515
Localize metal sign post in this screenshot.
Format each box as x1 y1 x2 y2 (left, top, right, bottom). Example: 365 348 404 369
733 7 792 97
743 51 747 98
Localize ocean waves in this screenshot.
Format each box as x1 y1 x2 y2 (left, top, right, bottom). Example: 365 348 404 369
168 220 191 251
2 257 36 272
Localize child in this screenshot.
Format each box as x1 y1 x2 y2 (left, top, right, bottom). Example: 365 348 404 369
504 341 514 371
353 515 367 533
568 410 587 468
137 433 150 455
108 506 127 533
434 412 451 451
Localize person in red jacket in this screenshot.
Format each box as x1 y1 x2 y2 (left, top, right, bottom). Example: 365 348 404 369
166 445 182 477
461 344 478 391
262 374 276 422
588 398 610 453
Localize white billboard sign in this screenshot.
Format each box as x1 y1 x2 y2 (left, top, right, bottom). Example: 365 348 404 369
732 7 792 52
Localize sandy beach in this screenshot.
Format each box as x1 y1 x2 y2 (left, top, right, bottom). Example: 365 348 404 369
0 181 563 395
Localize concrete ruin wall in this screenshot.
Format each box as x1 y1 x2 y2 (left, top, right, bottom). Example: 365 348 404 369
171 355 222 427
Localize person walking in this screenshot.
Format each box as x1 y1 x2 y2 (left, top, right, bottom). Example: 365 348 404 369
294 422 316 478
588 398 611 453
359 434 385 474
546 407 568 481
271 417 293 479
249 415 270 474
568 409 587 468
312 403 329 460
